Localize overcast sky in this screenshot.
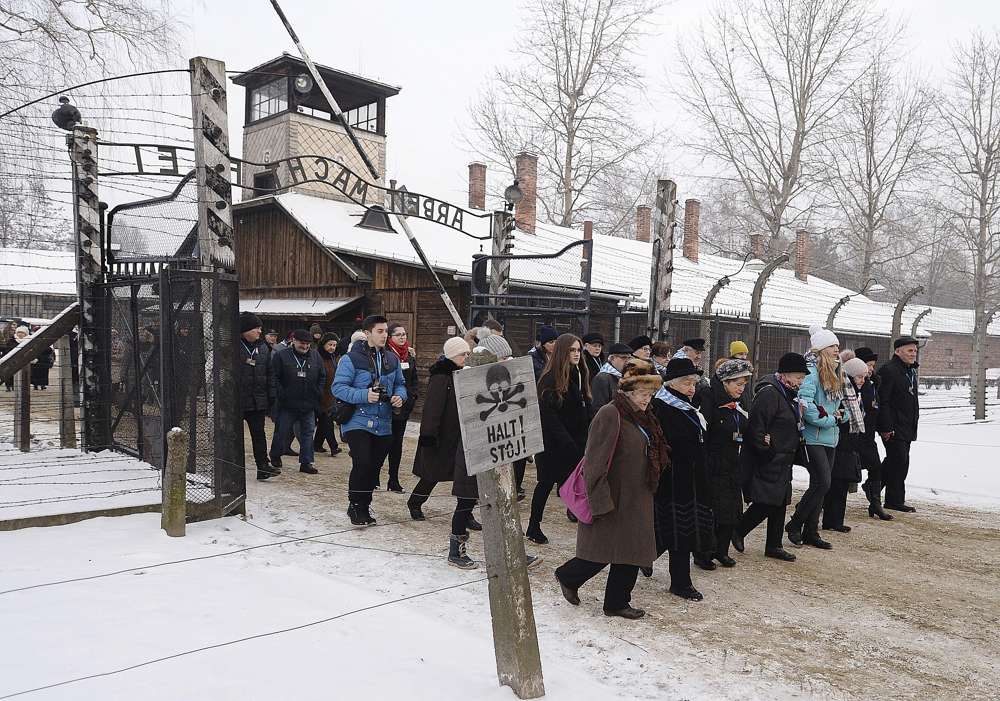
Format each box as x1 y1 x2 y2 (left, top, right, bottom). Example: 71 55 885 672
184 0 1000 214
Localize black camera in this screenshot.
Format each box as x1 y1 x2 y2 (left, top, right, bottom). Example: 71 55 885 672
369 380 401 415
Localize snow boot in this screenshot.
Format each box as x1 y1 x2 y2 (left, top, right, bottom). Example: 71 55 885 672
865 481 893 520
448 534 477 569
347 503 368 527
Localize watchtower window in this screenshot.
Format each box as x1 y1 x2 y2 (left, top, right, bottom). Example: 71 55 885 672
250 78 288 121
344 102 378 133
253 171 277 198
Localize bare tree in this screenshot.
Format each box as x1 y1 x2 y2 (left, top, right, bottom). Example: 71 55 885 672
466 0 660 232
823 55 934 286
0 0 179 249
677 0 891 251
937 32 1000 419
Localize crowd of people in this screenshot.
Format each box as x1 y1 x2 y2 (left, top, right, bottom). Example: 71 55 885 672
238 312 922 621
0 320 57 391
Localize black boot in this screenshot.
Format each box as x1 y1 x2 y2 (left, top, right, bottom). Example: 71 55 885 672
386 479 404 493
865 481 893 521
802 533 833 549
347 503 368 526
785 517 803 546
765 547 797 562
408 504 426 521
693 553 717 571
466 514 483 531
448 534 477 569
525 523 548 545
731 531 745 553
566 508 578 523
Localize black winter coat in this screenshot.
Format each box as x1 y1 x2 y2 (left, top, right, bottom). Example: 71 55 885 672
854 377 881 472
833 425 862 482
239 338 275 413
270 346 326 413
535 369 591 484
412 358 462 483
30 346 55 387
701 377 746 526
876 356 919 442
583 352 602 383
529 347 548 381
652 390 715 553
740 374 802 507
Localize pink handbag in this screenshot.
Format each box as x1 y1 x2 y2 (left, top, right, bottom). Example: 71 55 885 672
559 410 621 524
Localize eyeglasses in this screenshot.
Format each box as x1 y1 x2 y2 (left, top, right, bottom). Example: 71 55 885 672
392 332 407 337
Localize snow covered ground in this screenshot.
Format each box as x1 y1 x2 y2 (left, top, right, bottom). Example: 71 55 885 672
0 386 997 700
0 448 160 522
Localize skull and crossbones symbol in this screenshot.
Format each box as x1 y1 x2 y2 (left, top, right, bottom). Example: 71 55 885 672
476 364 526 420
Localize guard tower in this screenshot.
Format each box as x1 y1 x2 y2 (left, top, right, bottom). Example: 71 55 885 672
232 53 400 202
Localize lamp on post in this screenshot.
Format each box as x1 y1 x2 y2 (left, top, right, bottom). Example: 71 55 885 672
701 252 754 370
891 286 924 339
747 253 790 383
826 278 884 329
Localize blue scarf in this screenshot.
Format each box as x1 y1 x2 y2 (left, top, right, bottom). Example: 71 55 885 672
656 386 707 431
598 361 622 378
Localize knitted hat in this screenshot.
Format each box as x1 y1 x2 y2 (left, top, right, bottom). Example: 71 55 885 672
443 336 471 359
894 335 919 349
628 335 652 351
536 325 559 344
606 343 633 357
15 325 29 336
291 328 311 342
239 312 262 333
318 332 339 348
808 325 839 351
476 328 512 359
843 357 869 379
854 347 878 363
682 338 706 352
717 358 753 381
350 330 366 344
467 348 499 366
729 340 749 356
309 323 323 336
581 332 604 345
777 352 809 374
663 357 703 381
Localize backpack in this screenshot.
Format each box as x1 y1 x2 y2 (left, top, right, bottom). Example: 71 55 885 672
558 410 621 524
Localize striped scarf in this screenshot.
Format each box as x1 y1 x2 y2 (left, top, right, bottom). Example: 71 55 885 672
598 361 622 378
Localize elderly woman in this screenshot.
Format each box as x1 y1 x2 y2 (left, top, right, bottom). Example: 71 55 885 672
698 358 753 569
652 357 716 601
732 352 809 562
555 361 667 620
787 326 848 550
821 356 870 533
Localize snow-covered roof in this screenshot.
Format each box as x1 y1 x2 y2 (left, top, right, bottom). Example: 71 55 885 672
270 193 997 338
239 296 361 317
0 248 76 296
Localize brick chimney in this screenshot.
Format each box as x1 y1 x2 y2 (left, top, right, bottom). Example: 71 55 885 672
635 205 651 243
682 199 700 262
749 232 764 259
795 229 809 281
583 220 593 259
514 151 537 234
468 162 486 210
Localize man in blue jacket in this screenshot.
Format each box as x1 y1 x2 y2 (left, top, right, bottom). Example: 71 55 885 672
333 315 407 526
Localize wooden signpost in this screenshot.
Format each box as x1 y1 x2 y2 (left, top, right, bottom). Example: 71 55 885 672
454 356 545 699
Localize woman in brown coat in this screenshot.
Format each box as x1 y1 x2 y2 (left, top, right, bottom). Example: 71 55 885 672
554 361 669 620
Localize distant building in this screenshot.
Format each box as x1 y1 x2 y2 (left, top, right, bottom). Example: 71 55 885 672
0 247 76 322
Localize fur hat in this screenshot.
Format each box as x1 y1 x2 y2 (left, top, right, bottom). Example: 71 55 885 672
628 335 653 351
777 352 809 374
717 358 753 381
843 357 869 379
663 357 703 381
476 328 512 359
809 325 839 351
318 332 339 348
239 312 262 333
467 348 499 367
729 340 749 356
618 359 663 392
443 336 471 360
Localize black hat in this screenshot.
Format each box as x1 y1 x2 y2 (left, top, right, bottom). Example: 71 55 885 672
239 311 262 333
291 328 311 342
606 342 633 356
777 352 809 374
682 338 706 352
536 325 559 344
581 332 605 345
854 347 878 363
265 329 278 337
663 357 703 381
893 336 919 349
628 335 653 351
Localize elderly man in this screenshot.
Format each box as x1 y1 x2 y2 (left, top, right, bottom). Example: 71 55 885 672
877 337 921 513
590 343 635 414
239 312 276 480
269 328 326 476
581 332 605 380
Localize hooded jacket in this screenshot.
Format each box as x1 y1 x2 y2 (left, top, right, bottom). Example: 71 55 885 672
739 374 803 506
411 358 462 483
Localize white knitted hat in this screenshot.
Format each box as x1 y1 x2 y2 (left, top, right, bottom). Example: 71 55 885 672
443 336 471 359
475 328 512 359
15 326 29 336
809 325 839 351
843 357 869 379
